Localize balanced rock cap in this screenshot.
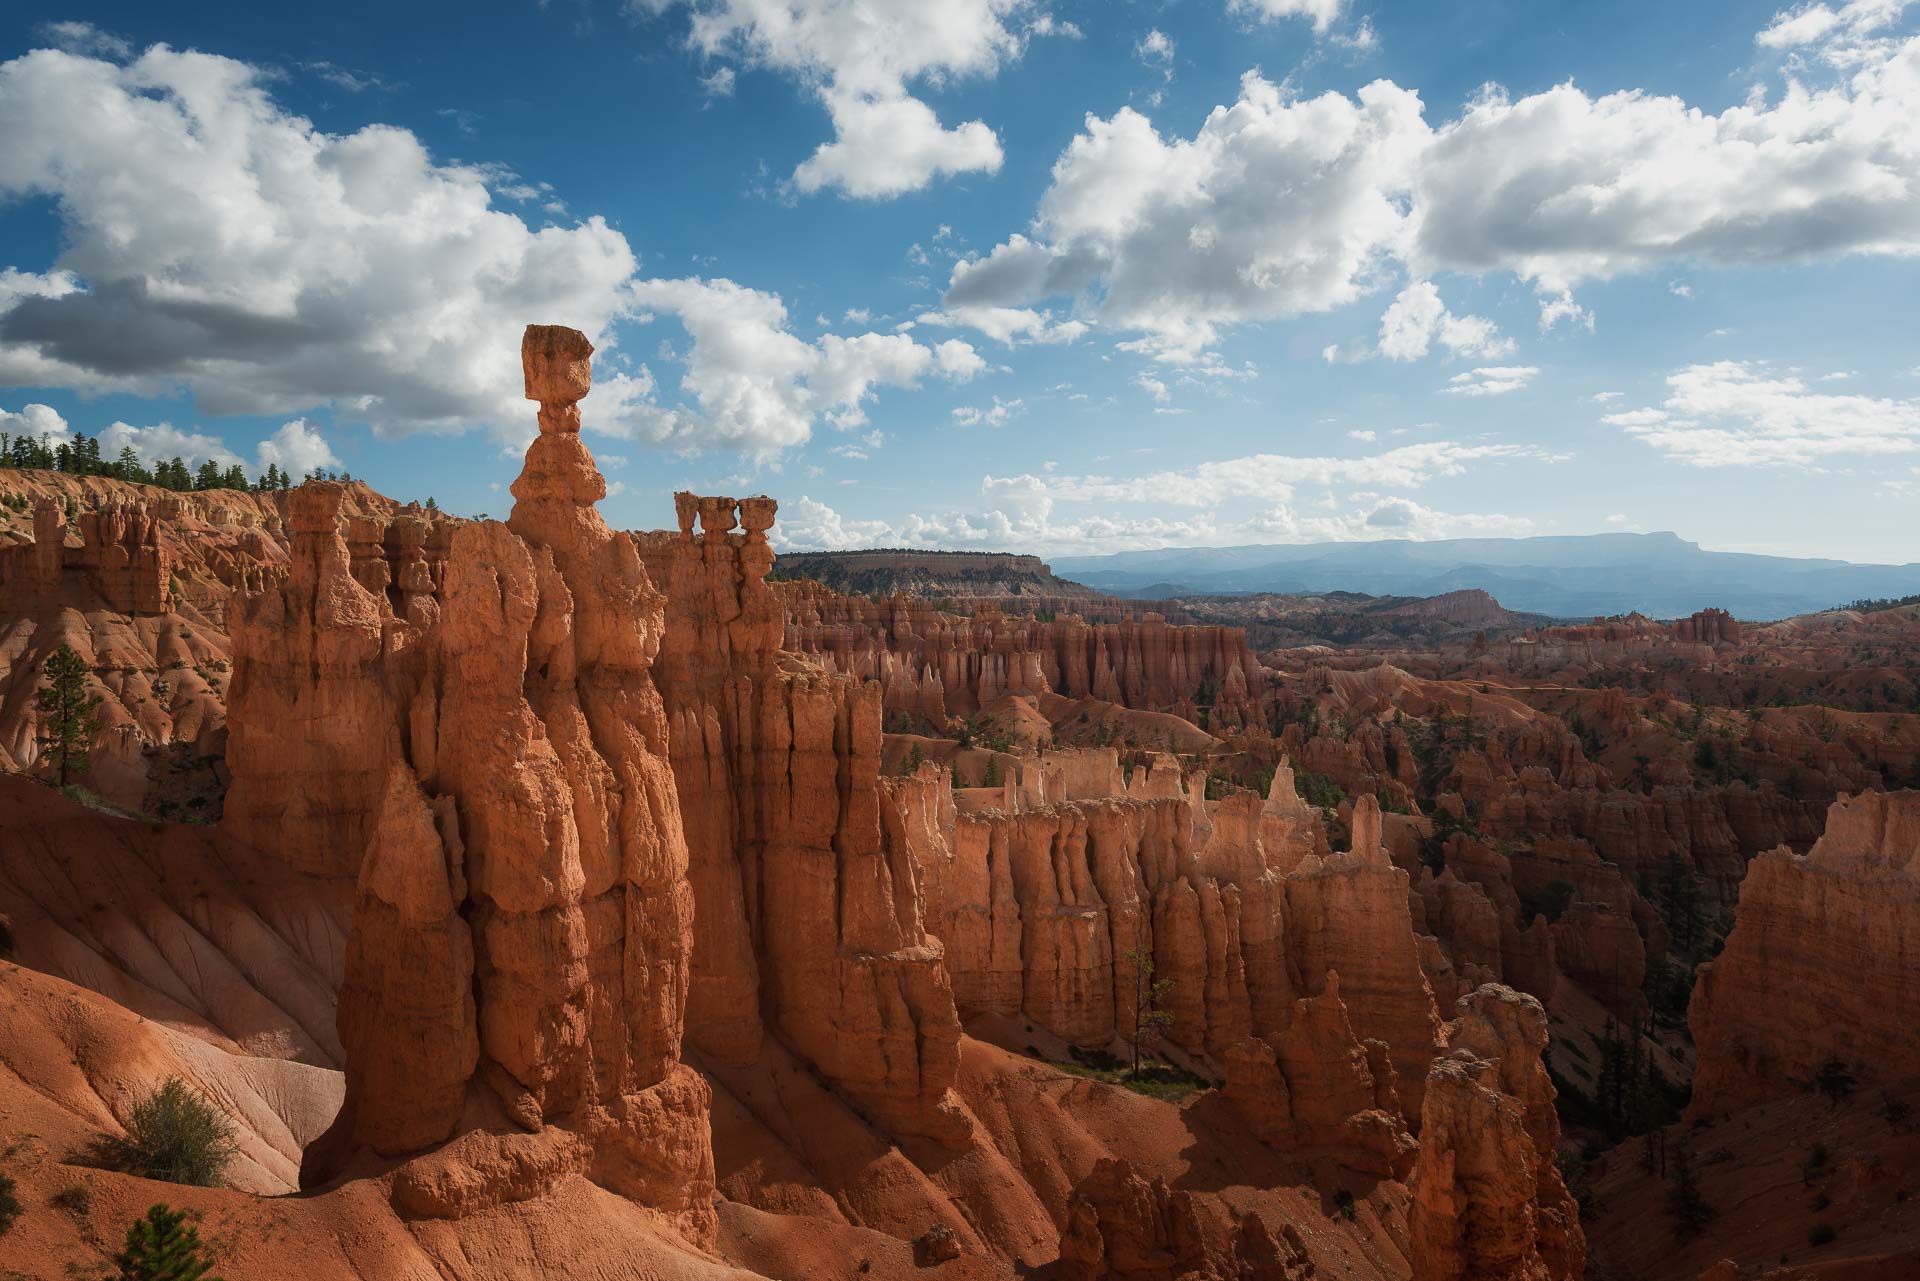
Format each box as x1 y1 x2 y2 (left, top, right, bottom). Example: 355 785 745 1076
522 325 594 406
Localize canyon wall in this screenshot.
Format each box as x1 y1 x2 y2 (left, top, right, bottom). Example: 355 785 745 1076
0 495 172 615
1688 788 1920 1119
785 584 1271 729
634 491 967 1145
892 756 1444 1142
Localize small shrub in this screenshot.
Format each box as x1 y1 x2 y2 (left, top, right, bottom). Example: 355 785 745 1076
95 1078 236 1187
51 1180 92 1215
0 913 14 960
1332 1188 1356 1221
1808 1223 1837 1247
1293 770 1345 810
0 1167 20 1236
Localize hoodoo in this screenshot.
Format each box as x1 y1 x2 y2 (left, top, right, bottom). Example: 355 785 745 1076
228 324 715 1238
1689 788 1920 1118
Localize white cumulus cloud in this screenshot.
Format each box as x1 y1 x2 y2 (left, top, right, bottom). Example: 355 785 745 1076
1227 0 1349 36
1440 366 1539 397
616 277 986 453
1606 360 1920 466
1376 280 1514 361
941 19 1920 360
255 418 343 477
0 45 639 436
0 402 71 443
641 0 1062 198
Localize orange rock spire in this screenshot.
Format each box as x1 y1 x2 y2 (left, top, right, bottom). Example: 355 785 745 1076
229 324 715 1242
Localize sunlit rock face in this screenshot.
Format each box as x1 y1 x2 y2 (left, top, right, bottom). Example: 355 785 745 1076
1689 788 1920 1120
226 324 714 1242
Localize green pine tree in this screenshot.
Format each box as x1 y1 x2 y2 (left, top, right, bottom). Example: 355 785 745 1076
1122 947 1175 1076
114 446 149 484
113 1204 226 1281
35 643 103 786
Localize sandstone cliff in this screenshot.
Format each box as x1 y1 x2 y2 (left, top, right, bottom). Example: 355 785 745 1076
1689 788 1920 1119
786 586 1271 731
634 487 968 1146
891 756 1444 1154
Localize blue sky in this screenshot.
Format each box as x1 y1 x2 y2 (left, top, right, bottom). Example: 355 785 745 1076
1 1 1917 561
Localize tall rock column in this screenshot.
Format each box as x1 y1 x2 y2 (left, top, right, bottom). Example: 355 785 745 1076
246 325 713 1244
1409 985 1584 1281
224 482 392 878
1689 789 1920 1118
645 487 967 1146
1284 795 1444 1124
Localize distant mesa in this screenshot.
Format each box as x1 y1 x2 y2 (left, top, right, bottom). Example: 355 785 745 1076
1052 532 1920 620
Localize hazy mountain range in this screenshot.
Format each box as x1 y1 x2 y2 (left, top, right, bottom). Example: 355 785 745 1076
1049 532 1920 621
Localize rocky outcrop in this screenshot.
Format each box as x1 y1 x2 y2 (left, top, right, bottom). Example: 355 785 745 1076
227 326 714 1242
1283 797 1444 1122
1549 902 1646 1024
1688 789 1920 1119
1223 977 1417 1178
1057 1157 1314 1281
636 489 966 1146
1670 609 1740 645
785 587 1272 730
0 495 171 614
894 758 1444 1139
1409 985 1583 1281
221 483 398 878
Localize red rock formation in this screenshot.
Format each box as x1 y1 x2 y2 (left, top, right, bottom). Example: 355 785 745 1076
1284 796 1444 1122
1223 976 1418 1178
0 494 171 614
1056 1157 1314 1281
1688 789 1920 1119
636 488 967 1146
894 762 1444 1144
227 326 714 1242
1409 985 1583 1281
1549 902 1647 1024
1670 608 1741 645
222 483 396 877
785 587 1272 730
